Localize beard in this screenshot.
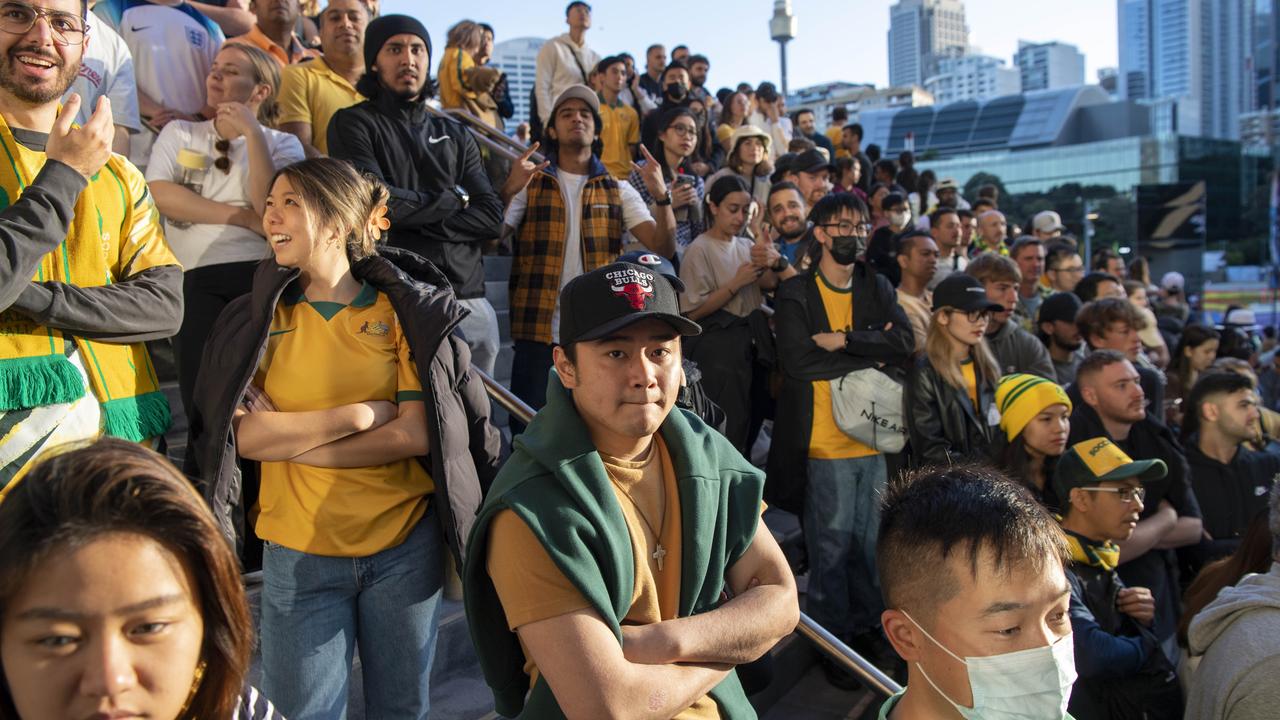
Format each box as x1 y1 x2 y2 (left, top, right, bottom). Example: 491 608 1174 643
777 220 806 240
0 45 79 105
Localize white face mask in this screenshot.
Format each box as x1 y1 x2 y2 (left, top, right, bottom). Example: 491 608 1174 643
901 610 1076 720
889 209 911 228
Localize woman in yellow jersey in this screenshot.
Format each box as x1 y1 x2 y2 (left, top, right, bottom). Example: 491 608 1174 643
437 20 501 128
678 175 791 451
188 158 500 720
0 438 280 720
905 273 1004 468
992 373 1073 511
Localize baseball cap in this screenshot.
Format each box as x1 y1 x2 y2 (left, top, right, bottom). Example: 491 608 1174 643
931 273 1005 313
617 250 684 292
771 152 798 184
1033 210 1065 234
1160 271 1185 292
794 148 833 175
558 262 701 346
1038 291 1083 325
1053 437 1167 501
551 84 599 115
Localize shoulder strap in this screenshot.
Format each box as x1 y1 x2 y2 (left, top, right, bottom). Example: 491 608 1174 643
560 39 590 83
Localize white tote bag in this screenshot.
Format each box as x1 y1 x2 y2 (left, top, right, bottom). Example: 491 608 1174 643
830 367 907 453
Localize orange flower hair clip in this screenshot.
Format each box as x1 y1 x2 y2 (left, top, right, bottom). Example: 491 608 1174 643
368 205 391 240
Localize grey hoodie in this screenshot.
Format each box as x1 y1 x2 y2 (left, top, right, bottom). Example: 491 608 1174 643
1185 563 1280 720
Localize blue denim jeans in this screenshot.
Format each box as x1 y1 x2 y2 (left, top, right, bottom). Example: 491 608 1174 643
803 454 888 637
260 506 445 720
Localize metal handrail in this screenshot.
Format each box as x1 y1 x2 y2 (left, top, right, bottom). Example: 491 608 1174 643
475 368 903 698
422 103 544 166
442 105 539 158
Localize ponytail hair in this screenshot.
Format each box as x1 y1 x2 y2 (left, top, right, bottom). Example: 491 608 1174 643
270 158 391 263
220 43 283 127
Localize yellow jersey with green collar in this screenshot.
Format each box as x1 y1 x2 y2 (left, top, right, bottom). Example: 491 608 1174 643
254 280 433 556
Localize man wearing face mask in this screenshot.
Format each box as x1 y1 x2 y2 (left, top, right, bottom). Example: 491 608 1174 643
867 192 912 284
878 464 1079 720
769 192 914 687
1054 439 1183 719
639 61 693 150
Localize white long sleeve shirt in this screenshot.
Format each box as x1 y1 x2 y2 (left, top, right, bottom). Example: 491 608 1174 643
534 33 600 125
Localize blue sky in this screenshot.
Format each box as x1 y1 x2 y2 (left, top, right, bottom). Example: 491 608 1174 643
381 0 1120 92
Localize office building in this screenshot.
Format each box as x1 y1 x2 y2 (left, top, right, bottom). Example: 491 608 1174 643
888 0 969 88
924 54 1021 104
1015 41 1086 91
488 37 545 129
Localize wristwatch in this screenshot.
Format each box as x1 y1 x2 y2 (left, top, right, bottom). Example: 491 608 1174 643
772 255 790 273
654 189 673 207
453 185 470 210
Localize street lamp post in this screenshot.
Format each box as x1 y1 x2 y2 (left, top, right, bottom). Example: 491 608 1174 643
770 0 797 97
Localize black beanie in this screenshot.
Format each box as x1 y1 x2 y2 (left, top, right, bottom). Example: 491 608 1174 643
363 14 432 71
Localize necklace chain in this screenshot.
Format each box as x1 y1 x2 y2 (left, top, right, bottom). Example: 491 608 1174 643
604 444 668 570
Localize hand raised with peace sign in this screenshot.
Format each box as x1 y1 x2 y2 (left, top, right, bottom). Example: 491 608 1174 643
632 145 669 201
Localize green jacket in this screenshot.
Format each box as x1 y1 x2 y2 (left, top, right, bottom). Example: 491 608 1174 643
463 370 764 718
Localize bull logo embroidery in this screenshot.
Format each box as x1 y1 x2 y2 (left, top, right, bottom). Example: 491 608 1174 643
606 268 655 310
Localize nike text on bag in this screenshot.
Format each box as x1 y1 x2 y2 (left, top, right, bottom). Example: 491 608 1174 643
830 367 906 453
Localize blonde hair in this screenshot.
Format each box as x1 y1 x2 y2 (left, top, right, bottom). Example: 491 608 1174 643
272 158 390 263
925 307 1000 392
445 20 484 52
220 43 282 127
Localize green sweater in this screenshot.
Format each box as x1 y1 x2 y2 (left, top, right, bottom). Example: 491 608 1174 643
463 370 764 719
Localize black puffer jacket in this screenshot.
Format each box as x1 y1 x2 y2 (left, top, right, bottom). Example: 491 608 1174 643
186 248 502 565
905 355 998 468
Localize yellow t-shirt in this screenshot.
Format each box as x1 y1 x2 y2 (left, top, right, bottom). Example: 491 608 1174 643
825 126 849 158
486 436 721 719
809 272 879 460
437 47 476 110
277 56 364 155
254 282 433 556
600 97 640 179
716 123 735 149
961 358 978 408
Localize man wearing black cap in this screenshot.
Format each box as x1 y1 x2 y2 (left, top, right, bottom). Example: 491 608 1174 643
464 262 798 719
1038 291 1087 385
500 84 675 414
1055 438 1183 719
328 15 505 374
792 148 833 207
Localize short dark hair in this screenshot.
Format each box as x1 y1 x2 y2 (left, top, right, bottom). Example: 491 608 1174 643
1075 272 1121 302
566 1 591 16
1077 297 1146 346
1075 348 1130 383
877 464 1068 612
662 61 689 80
768 180 803 203
874 158 897 178
596 55 625 75
672 44 688 55
1092 247 1121 270
843 122 863 140
792 109 815 124
832 106 849 122
688 54 709 68
957 208 975 221
977 183 998 200
882 191 906 211
646 43 664 56
1181 370 1256 442
895 229 933 256
1045 242 1080 271
1008 236 1043 260
809 191 868 227
929 207 958 227
972 198 995 214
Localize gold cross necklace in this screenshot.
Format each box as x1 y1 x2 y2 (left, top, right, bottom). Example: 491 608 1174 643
605 446 668 571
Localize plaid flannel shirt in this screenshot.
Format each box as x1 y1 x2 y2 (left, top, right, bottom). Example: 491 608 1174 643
510 158 624 344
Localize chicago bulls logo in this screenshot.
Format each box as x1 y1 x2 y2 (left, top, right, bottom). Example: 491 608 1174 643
606 267 655 311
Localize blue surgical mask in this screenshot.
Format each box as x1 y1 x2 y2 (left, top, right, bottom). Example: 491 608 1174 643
901 610 1076 720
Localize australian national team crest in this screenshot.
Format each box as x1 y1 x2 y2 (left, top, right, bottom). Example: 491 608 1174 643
606 266 655 310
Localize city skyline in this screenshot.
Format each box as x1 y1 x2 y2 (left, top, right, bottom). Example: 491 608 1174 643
380 0 1120 94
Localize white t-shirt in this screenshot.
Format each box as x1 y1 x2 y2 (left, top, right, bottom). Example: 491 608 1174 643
679 233 764 318
65 13 142 132
95 0 224 167
146 120 304 269
504 172 651 341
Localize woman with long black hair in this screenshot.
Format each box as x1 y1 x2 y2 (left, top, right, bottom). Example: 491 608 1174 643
628 106 706 256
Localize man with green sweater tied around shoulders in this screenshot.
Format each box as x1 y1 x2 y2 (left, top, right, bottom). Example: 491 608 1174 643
464 260 799 719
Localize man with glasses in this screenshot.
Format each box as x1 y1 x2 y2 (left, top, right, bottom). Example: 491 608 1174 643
769 192 913 687
0 0 181 487
1055 437 1183 718
1069 350 1203 668
1046 242 1085 294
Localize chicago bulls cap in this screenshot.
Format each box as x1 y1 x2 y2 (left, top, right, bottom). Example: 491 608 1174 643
559 262 701 346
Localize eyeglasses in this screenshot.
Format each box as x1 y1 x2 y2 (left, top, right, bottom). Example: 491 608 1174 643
818 221 872 238
1078 486 1146 504
214 138 231 174
948 308 994 323
0 2 88 45
666 124 698 137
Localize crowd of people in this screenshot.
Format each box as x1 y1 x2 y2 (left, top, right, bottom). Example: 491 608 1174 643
0 0 1279 719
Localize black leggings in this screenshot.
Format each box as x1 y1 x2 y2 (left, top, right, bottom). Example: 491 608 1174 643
176 261 258 418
